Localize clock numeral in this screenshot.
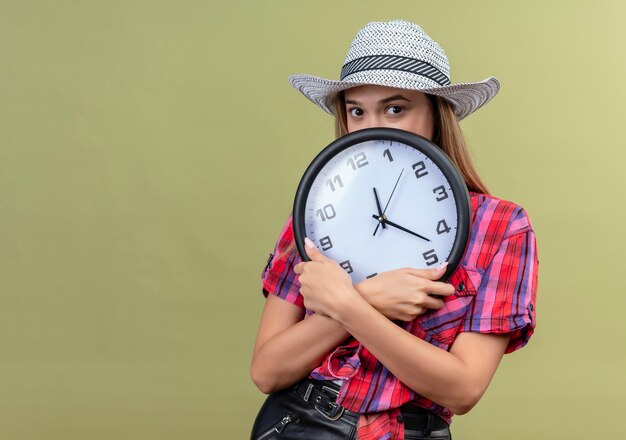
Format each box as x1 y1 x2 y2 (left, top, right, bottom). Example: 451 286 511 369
339 260 353 274
315 204 336 222
433 185 449 201
422 249 439 266
325 175 344 192
347 152 369 170
436 219 452 235
412 161 428 179
319 236 333 251
383 148 394 162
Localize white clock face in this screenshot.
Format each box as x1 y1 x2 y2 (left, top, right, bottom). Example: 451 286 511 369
302 138 461 283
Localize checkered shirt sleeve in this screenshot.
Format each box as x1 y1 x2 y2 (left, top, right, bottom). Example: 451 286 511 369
261 215 304 308
461 198 539 353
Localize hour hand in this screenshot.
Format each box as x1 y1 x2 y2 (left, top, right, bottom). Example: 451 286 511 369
372 187 387 232
371 215 430 242
373 169 404 236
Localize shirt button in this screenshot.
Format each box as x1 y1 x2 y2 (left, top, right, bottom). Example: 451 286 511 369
457 282 465 293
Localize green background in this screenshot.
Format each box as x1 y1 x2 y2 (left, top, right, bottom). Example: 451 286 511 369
1 1 624 438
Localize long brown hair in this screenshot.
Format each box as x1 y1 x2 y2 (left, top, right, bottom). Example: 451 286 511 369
334 91 490 194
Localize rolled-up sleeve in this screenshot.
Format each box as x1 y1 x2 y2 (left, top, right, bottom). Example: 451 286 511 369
261 215 305 309
461 212 539 353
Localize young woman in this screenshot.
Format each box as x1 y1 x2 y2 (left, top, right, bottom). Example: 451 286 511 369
250 20 538 440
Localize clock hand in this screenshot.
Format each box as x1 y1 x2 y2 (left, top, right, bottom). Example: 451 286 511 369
381 169 404 215
373 169 404 236
371 215 431 242
372 187 387 234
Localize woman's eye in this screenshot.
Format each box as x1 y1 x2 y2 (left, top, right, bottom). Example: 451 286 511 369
386 106 403 115
349 108 364 117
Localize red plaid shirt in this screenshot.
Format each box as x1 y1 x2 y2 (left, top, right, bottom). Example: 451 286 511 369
261 192 539 440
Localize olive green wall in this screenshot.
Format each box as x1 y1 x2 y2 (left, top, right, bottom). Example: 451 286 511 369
1 1 624 439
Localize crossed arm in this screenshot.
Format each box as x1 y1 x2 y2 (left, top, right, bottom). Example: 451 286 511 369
250 243 509 415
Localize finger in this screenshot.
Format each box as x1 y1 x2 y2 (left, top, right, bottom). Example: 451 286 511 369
304 237 328 262
407 262 449 281
294 262 304 275
424 280 456 297
427 286 456 297
420 281 455 296
422 295 445 310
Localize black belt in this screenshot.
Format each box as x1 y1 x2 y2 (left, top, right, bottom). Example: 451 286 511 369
293 379 359 421
293 379 449 433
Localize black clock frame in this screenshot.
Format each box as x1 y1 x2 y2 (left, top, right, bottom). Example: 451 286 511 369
293 127 471 282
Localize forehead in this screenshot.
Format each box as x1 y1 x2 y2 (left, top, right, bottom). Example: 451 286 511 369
344 85 427 102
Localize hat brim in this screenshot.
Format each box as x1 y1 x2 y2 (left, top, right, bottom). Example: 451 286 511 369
289 72 500 121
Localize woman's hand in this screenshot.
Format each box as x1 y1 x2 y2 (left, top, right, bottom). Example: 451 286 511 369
293 238 358 318
355 265 455 321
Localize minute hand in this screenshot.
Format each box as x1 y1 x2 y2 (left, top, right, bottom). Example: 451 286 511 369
371 215 430 242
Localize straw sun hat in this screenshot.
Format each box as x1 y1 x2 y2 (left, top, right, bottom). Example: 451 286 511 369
289 20 500 120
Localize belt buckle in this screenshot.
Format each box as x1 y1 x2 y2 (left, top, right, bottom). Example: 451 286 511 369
321 385 339 398
315 385 344 421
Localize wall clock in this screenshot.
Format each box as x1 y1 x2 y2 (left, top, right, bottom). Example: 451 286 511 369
293 128 471 283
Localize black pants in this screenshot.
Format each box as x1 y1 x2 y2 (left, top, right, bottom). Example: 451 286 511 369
251 380 451 440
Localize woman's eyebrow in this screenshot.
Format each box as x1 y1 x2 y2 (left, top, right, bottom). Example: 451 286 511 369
380 95 410 104
345 95 411 106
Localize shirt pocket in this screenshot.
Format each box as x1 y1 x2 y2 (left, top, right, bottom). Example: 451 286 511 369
414 265 483 349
